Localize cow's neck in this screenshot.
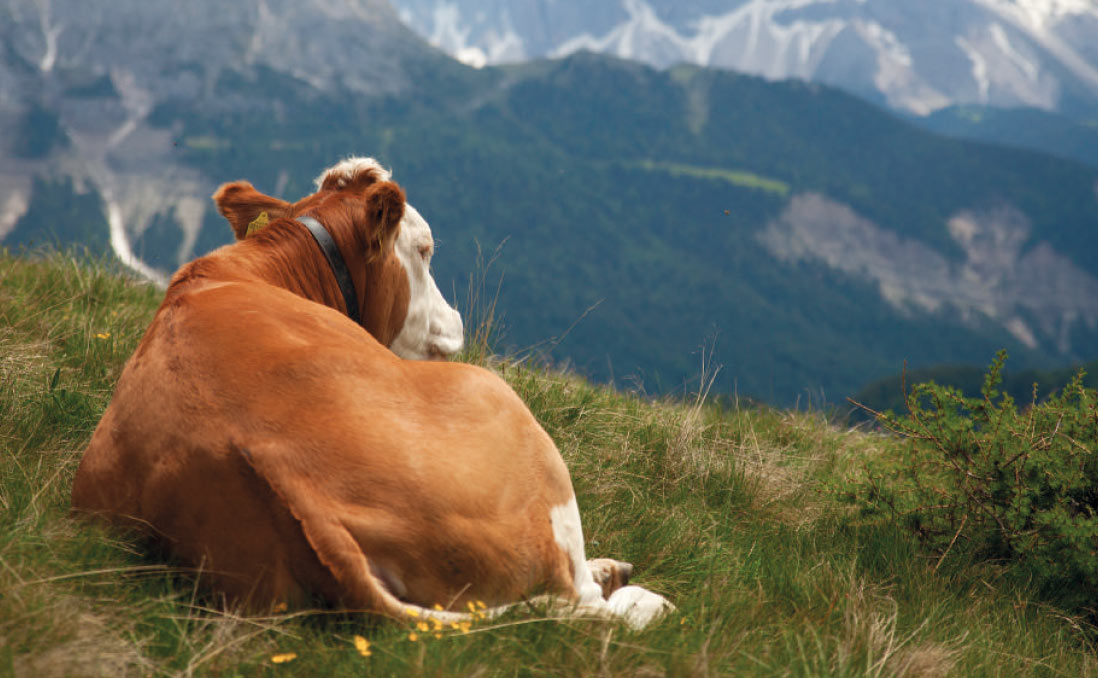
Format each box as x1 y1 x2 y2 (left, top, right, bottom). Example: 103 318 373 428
253 221 361 319
173 220 365 322
295 216 361 325
358 252 409 347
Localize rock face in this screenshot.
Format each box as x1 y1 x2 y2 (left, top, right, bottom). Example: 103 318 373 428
758 193 1098 358
390 0 1098 116
0 0 438 280
2 0 420 104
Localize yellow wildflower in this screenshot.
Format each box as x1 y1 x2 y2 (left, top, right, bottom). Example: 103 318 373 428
416 621 430 632
476 600 487 609
353 635 371 657
459 621 472 634
432 603 444 611
408 632 419 642
431 618 444 631
271 652 297 664
95 332 111 340
405 607 420 617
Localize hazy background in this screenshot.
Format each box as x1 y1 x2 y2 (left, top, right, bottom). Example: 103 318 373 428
2 0 1097 408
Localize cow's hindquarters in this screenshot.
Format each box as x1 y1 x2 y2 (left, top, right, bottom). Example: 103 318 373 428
72 433 339 609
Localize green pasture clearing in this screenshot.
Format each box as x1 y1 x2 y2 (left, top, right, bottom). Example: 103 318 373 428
634 160 791 197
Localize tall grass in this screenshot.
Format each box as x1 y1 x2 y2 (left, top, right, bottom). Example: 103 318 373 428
2 249 1096 676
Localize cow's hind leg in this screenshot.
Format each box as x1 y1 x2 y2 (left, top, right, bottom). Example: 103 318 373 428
586 558 674 629
587 558 633 598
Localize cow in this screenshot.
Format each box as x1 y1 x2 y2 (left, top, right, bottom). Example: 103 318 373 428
71 158 673 630
211 158 464 361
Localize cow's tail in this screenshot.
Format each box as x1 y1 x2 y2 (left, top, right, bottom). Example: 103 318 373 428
236 442 523 624
371 592 517 627
237 442 671 628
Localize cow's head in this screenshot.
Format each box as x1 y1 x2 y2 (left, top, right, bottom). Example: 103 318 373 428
212 158 463 360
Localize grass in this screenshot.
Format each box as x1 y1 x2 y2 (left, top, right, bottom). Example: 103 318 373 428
635 160 792 197
2 248 1097 676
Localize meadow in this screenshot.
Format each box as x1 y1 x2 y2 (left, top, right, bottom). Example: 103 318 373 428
2 249 1096 677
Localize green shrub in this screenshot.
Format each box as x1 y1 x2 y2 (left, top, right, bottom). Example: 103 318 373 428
853 350 1098 607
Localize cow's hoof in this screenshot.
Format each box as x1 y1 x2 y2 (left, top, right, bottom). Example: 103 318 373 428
587 558 633 599
606 586 675 630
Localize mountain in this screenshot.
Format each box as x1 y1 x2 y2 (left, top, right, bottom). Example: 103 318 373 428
0 0 464 281
390 0 1098 117
913 104 1098 167
3 0 1098 406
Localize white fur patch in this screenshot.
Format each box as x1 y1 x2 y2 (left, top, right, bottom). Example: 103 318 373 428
388 204 464 360
550 496 675 629
606 585 675 630
549 497 610 605
314 156 391 190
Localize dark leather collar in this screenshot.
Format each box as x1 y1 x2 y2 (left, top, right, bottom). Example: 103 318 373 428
296 215 360 325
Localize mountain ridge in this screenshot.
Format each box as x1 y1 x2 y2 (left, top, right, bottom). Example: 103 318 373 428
0 0 470 281
913 103 1098 167
391 0 1098 117
2 1 1098 404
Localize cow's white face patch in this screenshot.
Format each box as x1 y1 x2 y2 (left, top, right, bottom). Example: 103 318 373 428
389 205 464 360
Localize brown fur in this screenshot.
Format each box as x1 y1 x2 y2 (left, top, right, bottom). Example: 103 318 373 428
209 178 409 346
211 181 293 241
211 160 387 243
71 178 586 615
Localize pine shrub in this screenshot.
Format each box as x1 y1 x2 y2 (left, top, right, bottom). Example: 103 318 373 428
854 351 1098 607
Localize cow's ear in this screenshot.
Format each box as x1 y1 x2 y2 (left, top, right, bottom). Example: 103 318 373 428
212 181 293 240
362 181 405 261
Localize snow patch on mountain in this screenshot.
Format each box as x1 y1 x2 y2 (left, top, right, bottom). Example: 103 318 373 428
552 0 686 66
1 0 433 281
409 0 525 66
390 0 1098 115
979 0 1098 98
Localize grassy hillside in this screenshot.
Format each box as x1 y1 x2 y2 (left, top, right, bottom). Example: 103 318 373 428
2 249 1097 676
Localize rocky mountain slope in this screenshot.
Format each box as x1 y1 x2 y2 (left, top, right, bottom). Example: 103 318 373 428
3 0 1097 404
0 0 455 282
392 0 1098 117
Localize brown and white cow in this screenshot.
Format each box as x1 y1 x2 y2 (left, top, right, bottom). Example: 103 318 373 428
71 158 672 629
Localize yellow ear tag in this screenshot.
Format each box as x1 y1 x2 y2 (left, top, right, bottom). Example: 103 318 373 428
245 212 270 237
